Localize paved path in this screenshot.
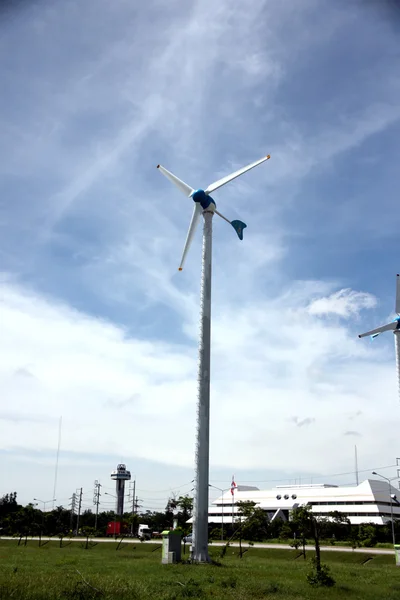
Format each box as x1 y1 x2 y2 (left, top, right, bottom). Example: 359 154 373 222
211 541 394 555
1 536 394 554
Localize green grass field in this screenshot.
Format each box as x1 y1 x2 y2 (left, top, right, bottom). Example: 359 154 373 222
1 540 400 599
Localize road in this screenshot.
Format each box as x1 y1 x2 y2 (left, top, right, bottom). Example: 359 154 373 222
0 536 394 554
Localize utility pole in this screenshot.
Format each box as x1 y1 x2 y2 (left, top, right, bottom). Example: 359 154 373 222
93 481 101 531
130 479 136 535
76 488 83 534
69 493 76 532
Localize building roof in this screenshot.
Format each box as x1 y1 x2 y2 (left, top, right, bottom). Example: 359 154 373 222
187 479 400 526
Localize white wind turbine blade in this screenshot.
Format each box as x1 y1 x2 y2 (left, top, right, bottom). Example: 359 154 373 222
396 274 400 314
204 155 270 195
178 203 202 271
358 321 397 339
157 164 194 197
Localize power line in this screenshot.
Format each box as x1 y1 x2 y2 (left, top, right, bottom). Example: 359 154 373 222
135 481 194 493
210 463 398 485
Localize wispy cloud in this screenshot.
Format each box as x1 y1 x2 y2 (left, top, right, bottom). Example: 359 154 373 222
291 417 316 428
308 289 377 318
344 430 362 437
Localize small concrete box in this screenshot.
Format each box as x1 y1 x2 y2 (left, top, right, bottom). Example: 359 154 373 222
161 530 182 564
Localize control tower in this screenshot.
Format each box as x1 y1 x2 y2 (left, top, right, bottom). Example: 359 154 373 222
110 464 131 516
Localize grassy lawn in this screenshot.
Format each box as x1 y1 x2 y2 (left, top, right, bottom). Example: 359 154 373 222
0 539 400 599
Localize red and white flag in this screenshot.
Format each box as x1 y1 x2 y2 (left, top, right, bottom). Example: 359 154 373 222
230 475 237 496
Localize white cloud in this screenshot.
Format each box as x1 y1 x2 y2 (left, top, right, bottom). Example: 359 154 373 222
307 288 377 318
0 278 396 480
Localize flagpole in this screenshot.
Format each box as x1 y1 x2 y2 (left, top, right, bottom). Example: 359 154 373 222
231 474 236 526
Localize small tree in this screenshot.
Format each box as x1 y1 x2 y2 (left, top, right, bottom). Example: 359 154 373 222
81 526 96 549
176 495 193 532
279 522 293 541
164 495 178 529
236 501 269 542
325 511 351 543
291 506 309 559
291 505 335 587
358 523 378 547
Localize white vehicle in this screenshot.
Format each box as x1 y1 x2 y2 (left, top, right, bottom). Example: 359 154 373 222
138 524 151 540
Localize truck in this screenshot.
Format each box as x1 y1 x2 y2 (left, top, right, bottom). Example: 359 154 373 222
138 524 152 540
106 521 128 536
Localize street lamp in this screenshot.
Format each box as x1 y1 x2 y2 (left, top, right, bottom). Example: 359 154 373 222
33 498 56 512
209 485 229 542
372 472 397 546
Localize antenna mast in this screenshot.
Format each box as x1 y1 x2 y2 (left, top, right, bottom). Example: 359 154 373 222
355 445 359 486
52 416 62 510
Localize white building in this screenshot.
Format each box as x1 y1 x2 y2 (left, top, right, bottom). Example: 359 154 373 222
188 479 400 526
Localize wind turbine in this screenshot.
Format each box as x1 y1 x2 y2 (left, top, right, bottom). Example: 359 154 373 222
359 274 400 400
157 154 270 562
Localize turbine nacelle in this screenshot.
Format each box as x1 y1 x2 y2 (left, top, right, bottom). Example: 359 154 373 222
157 155 270 270
191 189 216 211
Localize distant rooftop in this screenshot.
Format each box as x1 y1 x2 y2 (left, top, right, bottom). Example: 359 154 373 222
274 484 338 489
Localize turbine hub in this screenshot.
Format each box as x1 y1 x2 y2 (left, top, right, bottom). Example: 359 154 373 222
191 189 216 210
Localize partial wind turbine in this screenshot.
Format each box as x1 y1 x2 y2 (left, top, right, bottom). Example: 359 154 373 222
359 274 400 399
157 154 270 562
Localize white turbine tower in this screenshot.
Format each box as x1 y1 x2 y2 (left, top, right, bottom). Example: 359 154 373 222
359 274 400 399
157 154 270 562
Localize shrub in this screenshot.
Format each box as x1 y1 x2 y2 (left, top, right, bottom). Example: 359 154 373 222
307 558 335 587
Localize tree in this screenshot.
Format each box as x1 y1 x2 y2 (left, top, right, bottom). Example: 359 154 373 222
176 496 193 520
138 510 169 533
279 522 293 541
291 506 310 558
324 511 351 543
43 506 70 535
174 495 193 533
358 523 378 547
164 495 178 528
291 505 335 587
236 501 269 542
165 495 178 513
6 503 41 537
81 526 97 549
0 492 20 519
268 517 285 540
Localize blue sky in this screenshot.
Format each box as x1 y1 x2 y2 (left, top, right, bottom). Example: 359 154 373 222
1 0 400 511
